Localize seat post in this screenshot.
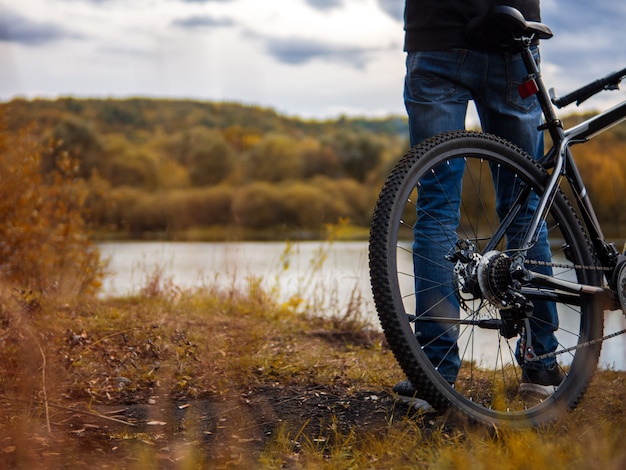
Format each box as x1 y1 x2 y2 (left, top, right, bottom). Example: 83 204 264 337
519 43 564 141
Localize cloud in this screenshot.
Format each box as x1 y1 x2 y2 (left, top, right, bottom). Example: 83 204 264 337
172 15 234 29
375 0 403 21
1 0 623 120
64 0 113 4
543 0 623 30
179 0 235 3
0 9 75 45
305 0 403 19
262 35 375 68
541 0 626 79
304 0 343 11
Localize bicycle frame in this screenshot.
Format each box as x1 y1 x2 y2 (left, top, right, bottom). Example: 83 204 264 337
560 102 626 262
503 42 626 302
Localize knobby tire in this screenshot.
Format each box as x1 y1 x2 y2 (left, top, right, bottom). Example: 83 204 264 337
369 131 604 427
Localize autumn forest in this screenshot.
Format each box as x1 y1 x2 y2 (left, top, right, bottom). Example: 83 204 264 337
2 97 625 241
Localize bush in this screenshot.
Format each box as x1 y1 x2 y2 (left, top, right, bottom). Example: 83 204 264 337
109 187 169 233
244 134 304 182
231 182 286 229
281 182 349 228
154 187 235 231
0 119 105 296
106 152 158 189
312 177 374 226
99 186 236 232
186 186 235 226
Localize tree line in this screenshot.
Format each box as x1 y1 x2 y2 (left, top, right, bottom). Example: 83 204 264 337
1 98 625 239
1 98 406 238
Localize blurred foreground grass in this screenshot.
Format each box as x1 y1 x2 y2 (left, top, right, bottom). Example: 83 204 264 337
0 273 624 469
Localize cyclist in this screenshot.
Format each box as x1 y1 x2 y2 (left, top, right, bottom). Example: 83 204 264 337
394 0 563 410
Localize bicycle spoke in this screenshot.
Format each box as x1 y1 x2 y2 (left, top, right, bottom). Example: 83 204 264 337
370 131 604 426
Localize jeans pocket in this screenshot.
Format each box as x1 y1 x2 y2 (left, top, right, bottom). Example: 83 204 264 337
406 50 466 102
505 48 540 113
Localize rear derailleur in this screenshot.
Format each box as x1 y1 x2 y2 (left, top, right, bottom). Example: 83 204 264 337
448 240 534 340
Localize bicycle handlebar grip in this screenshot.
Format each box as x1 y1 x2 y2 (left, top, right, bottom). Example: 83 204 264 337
552 80 605 108
552 67 626 108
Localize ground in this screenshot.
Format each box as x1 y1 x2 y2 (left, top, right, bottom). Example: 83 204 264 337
0 292 623 468
1 383 443 468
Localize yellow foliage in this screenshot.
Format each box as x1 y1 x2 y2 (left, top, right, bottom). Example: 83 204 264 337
0 116 105 297
570 137 626 232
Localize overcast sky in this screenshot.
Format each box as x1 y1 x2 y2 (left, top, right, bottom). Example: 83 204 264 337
1 0 625 120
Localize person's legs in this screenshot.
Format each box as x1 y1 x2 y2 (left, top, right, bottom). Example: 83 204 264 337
397 47 561 404
475 49 559 370
404 50 473 383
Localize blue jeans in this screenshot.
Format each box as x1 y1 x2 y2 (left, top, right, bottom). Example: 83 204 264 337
404 49 559 383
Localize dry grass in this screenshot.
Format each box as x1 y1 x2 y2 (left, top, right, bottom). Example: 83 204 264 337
0 275 624 469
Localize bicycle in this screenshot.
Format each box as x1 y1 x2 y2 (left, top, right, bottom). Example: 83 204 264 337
369 6 626 427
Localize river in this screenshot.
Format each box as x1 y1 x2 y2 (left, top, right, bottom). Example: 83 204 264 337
98 241 625 370
98 240 371 315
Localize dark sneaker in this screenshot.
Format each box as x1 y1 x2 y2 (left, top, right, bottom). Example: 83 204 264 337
392 379 434 412
520 364 565 397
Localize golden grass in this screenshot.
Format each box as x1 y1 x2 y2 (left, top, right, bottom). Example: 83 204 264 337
0 274 624 469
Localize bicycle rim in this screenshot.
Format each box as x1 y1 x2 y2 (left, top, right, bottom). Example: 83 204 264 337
369 131 604 427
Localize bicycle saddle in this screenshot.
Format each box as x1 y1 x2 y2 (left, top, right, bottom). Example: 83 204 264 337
465 5 553 51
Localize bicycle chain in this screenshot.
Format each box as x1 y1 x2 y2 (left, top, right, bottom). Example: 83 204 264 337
525 258 612 272
529 328 626 362
524 258 625 361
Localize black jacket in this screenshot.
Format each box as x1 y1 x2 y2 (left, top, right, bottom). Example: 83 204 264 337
404 0 541 51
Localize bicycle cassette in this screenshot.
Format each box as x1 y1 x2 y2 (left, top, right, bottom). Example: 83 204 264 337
476 251 533 313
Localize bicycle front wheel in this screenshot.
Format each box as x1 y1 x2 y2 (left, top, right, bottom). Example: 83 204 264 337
369 131 604 427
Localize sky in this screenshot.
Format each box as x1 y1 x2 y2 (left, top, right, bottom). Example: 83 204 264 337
1 0 626 121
